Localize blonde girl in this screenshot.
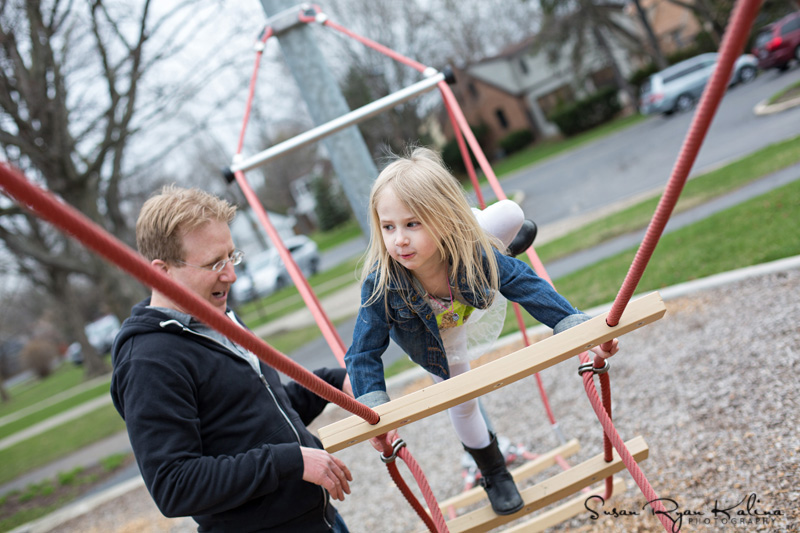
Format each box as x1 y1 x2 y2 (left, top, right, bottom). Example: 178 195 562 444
345 147 618 515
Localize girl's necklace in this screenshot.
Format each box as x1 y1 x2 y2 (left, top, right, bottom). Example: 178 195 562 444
428 278 459 328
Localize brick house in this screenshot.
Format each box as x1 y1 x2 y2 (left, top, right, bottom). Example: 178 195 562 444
440 27 639 156
632 0 703 54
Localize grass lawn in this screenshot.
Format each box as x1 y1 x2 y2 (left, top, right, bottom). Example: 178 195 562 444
498 176 800 336
0 365 88 419
0 453 134 532
535 134 800 264
0 381 110 441
236 258 361 330
0 404 126 487
308 218 363 252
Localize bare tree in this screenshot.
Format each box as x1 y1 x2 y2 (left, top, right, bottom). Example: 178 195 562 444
315 0 543 155
664 0 727 45
0 0 251 377
662 0 797 50
631 0 669 69
536 0 640 106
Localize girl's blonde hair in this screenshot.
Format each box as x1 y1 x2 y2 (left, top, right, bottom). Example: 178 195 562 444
361 146 500 308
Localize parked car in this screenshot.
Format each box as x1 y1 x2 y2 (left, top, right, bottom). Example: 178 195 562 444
65 342 83 365
639 52 759 116
751 11 800 71
84 314 120 354
231 235 320 303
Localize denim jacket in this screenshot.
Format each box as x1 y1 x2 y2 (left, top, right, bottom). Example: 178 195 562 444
344 248 589 407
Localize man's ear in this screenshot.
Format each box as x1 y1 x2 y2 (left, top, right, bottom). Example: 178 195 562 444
151 259 169 272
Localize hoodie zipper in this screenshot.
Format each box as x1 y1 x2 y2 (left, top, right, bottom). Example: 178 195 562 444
158 319 332 528
259 374 332 528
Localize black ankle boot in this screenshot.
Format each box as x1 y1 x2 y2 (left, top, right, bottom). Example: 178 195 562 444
463 433 524 515
507 219 537 257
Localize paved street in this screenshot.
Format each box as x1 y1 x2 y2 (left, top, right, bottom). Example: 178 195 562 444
491 67 800 231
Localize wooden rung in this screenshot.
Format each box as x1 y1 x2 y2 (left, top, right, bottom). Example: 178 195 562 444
438 439 581 513
502 477 627 533
319 292 665 452
446 435 649 533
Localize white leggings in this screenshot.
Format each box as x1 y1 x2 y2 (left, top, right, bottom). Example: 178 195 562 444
472 199 524 249
427 199 524 450
431 362 491 449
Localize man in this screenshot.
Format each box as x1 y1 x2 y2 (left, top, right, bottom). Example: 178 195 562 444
111 185 352 532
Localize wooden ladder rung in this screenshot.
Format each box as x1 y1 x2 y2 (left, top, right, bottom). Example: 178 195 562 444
319 292 665 452
438 439 581 513
502 477 627 533
446 435 649 533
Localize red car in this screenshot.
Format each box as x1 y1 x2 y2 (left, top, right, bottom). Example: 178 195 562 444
751 11 800 71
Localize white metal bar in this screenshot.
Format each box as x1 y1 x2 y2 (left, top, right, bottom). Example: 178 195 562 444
230 71 445 173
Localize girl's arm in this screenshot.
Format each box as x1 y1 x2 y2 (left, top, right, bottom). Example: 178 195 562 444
495 251 621 359
494 250 589 333
344 280 394 408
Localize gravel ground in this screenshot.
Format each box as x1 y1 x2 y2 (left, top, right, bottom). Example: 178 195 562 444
50 265 799 533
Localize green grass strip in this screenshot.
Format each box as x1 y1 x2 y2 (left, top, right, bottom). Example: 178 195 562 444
0 366 87 419
0 404 125 487
500 176 800 336
0 382 111 440
536 134 800 264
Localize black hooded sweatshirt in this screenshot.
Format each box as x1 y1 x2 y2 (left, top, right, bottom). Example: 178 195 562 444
111 299 347 532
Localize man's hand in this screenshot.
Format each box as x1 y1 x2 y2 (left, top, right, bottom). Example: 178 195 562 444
301 447 352 501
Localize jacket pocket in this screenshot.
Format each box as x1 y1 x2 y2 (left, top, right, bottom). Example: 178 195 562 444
393 307 423 333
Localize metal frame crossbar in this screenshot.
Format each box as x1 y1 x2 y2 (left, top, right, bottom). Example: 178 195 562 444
227 70 447 176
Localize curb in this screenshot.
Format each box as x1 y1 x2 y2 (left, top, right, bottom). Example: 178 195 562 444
753 93 800 115
9 476 145 533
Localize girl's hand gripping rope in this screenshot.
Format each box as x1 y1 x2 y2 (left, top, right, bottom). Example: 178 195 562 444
591 338 619 359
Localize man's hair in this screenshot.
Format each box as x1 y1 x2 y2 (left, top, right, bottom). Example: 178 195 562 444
361 146 500 308
136 185 237 262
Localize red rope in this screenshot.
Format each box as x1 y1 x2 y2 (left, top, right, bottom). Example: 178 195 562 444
236 27 273 154
232 170 348 363
439 81 565 429
305 7 430 75
385 462 438 532
442 98 486 208
580 353 673 530
396 448 450 532
604 0 762 330
0 163 378 424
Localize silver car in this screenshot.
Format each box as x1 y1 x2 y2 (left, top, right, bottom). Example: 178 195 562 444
639 52 758 116
231 235 320 303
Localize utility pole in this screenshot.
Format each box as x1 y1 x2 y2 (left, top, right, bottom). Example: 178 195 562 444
258 0 378 235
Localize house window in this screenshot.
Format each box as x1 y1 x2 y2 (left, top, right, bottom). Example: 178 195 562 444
495 109 509 129
468 82 479 100
671 29 684 49
519 57 528 75
590 67 615 89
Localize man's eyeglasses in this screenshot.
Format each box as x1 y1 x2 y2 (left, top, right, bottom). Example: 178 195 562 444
177 250 244 273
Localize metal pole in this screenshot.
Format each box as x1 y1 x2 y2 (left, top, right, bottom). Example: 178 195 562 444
257 0 378 235
231 72 445 174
